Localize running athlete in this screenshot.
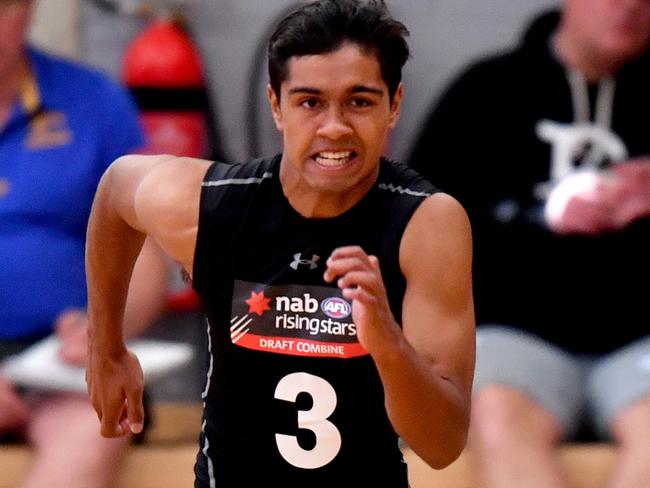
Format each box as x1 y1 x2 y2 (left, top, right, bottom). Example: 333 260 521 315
85 1 475 486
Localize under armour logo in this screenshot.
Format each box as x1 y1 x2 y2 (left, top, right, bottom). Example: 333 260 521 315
290 253 320 271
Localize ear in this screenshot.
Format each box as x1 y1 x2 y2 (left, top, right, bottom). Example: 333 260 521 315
267 84 284 132
388 83 403 129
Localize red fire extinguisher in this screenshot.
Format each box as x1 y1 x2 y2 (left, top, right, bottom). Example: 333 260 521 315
122 17 206 311
123 17 208 158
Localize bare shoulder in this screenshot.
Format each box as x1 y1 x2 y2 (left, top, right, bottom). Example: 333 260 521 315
130 156 211 211
114 155 211 268
403 192 472 250
105 155 211 226
147 155 212 178
125 155 211 187
109 153 209 179
420 192 469 224
109 154 179 178
399 192 473 279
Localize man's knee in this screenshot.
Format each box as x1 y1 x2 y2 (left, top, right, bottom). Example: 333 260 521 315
610 393 650 447
471 384 564 450
26 393 103 447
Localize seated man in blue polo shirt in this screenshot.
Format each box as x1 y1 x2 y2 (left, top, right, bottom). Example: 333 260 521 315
0 1 169 487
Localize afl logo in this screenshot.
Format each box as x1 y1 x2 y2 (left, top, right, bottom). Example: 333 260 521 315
321 297 352 319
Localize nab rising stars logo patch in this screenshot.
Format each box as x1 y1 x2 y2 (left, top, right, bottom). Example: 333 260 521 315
229 280 366 359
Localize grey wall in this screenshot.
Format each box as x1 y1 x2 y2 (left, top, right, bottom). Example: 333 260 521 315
29 0 80 58
80 0 560 163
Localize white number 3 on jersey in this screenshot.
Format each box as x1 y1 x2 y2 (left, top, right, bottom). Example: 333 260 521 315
274 372 342 469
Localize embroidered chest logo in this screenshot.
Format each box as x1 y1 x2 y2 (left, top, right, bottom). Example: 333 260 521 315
289 253 320 271
26 112 73 150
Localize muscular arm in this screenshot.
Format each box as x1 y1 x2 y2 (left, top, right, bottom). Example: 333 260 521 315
85 154 209 436
325 193 475 468
391 193 475 467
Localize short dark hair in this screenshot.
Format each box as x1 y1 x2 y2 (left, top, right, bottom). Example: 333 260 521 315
268 0 410 101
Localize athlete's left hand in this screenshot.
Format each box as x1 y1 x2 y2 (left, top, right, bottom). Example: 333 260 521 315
324 246 401 356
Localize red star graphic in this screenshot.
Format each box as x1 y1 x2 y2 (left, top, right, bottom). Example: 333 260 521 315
246 291 272 316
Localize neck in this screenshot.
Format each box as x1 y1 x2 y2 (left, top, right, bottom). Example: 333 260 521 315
279 160 378 219
281 190 362 219
553 29 621 82
0 54 29 129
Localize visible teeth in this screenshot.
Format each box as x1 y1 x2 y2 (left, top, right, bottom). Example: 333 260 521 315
319 151 351 159
315 151 353 167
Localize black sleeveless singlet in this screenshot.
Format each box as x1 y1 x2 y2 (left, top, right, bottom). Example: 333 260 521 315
192 155 437 487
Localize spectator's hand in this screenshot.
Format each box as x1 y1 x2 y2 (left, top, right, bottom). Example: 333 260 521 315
86 344 144 438
611 158 650 226
324 246 400 357
545 162 650 235
55 308 89 366
0 375 30 435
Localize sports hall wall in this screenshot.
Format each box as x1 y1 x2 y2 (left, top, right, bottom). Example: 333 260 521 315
32 0 559 164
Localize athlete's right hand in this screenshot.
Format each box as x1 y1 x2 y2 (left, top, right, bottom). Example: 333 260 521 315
86 345 145 438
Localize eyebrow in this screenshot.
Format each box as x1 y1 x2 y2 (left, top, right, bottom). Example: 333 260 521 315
287 85 385 96
350 85 384 95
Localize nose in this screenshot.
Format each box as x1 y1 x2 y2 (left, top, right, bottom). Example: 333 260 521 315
316 106 353 140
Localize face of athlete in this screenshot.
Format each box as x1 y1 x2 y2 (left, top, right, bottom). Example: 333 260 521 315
0 0 31 82
268 42 402 216
563 0 650 61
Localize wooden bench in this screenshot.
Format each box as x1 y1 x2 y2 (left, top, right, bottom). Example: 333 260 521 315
0 402 617 488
